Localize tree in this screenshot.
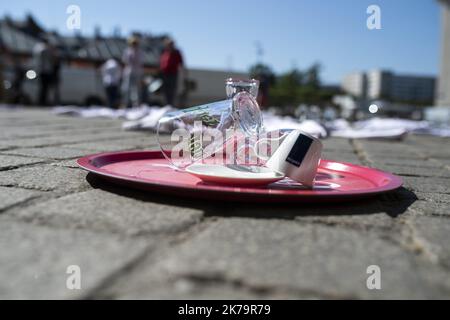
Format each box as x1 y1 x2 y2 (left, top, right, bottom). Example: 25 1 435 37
268 63 334 109
249 63 276 107
248 62 335 110
304 63 321 88
249 63 275 80
298 64 321 104
269 68 303 107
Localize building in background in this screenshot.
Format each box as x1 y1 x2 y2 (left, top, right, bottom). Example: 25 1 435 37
341 70 435 105
0 15 163 105
186 68 247 106
0 14 246 107
437 0 450 106
341 72 367 98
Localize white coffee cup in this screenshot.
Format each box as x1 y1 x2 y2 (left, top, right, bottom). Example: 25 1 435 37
255 130 322 187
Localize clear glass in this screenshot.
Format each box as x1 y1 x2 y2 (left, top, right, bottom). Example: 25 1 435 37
157 78 263 168
225 78 259 99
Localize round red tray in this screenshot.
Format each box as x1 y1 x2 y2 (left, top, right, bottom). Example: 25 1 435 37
77 150 402 203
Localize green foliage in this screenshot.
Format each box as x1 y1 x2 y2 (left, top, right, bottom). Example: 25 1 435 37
248 62 338 108
269 69 302 106
249 63 275 80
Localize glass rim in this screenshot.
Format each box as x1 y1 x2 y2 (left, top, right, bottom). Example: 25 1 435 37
225 78 260 85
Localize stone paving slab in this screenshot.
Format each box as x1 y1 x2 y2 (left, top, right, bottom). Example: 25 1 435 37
2 147 94 160
0 186 42 212
402 176 450 194
0 154 46 170
0 124 119 140
1 107 450 299
408 216 450 269
11 189 203 237
321 138 354 152
413 192 450 203
0 164 91 192
0 218 149 299
322 150 362 164
408 200 450 217
102 218 450 299
60 136 159 152
49 159 83 169
0 133 141 150
363 157 444 168
374 163 450 178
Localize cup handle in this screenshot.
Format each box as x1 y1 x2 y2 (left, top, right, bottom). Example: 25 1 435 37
254 138 271 161
254 133 288 161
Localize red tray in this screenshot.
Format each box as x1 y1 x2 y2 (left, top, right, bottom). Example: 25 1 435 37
77 150 402 203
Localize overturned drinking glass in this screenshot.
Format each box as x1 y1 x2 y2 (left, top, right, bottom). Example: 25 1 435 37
156 78 263 168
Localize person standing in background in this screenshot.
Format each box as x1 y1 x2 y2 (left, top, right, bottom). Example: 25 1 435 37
11 56 25 104
122 36 144 108
50 46 62 105
159 38 185 107
0 44 5 103
101 58 122 109
33 38 54 106
256 73 271 109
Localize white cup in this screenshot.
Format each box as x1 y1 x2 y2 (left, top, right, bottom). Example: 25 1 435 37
255 130 322 187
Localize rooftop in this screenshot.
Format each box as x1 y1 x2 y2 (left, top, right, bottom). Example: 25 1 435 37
0 14 167 67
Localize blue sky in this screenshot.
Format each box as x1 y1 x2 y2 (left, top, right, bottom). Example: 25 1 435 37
1 0 441 84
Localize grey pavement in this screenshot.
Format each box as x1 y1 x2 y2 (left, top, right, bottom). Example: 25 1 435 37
1 107 450 299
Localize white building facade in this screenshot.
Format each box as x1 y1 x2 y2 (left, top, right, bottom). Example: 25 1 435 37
341 70 435 104
341 72 367 97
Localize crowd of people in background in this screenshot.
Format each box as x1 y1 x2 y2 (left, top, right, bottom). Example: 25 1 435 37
1 35 185 108
101 36 186 109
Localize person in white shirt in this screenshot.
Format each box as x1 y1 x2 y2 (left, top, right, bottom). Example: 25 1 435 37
122 36 144 108
101 58 122 109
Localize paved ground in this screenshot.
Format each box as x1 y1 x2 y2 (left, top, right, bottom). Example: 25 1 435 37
1 107 450 299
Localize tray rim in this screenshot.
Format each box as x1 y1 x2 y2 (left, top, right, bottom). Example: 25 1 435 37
77 150 403 202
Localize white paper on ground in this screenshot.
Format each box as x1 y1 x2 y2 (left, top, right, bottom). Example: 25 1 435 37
122 105 176 131
331 127 408 140
53 106 127 118
263 112 328 138
329 117 450 138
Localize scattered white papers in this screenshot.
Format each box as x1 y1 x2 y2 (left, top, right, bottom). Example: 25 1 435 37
263 112 327 138
51 106 450 139
53 106 127 118
122 105 176 131
328 117 450 138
